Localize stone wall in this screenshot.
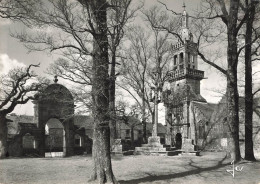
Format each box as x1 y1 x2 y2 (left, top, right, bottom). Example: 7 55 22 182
22 134 35 149
7 136 23 157
186 79 200 95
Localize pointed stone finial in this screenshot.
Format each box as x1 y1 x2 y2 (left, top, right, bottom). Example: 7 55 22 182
182 1 186 11
54 75 58 83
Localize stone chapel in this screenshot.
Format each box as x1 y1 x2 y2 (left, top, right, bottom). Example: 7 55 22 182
163 6 260 156
163 6 217 151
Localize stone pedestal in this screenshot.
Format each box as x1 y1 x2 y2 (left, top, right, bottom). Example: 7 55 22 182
135 136 166 155
147 136 161 147
182 139 196 152
165 134 172 146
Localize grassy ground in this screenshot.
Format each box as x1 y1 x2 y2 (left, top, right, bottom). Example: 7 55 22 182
0 152 259 184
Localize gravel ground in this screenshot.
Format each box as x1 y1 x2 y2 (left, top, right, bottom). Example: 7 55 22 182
0 152 259 184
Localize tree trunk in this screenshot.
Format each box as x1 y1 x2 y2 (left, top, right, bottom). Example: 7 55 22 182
109 52 117 147
226 36 240 162
141 92 147 143
0 113 7 159
244 1 256 161
131 126 134 148
89 0 117 183
225 0 241 162
142 120 147 143
226 69 241 161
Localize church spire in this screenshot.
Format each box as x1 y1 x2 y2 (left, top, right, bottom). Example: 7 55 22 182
182 1 188 28
180 2 192 41
182 2 186 11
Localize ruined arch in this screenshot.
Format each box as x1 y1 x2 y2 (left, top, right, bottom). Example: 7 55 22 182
34 82 74 157
45 118 65 155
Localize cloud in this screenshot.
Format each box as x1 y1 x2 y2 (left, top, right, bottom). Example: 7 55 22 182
0 54 26 74
0 18 11 25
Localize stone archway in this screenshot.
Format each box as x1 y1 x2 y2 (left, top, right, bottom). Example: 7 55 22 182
45 118 65 156
34 80 74 157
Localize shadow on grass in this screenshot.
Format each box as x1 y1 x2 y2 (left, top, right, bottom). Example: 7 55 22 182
119 154 230 184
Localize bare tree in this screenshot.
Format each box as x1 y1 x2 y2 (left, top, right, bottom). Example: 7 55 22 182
106 0 142 144
44 0 142 146
77 1 118 182
119 20 172 143
118 25 151 143
0 64 44 158
0 0 39 24
193 0 256 162
242 0 260 161
0 0 137 182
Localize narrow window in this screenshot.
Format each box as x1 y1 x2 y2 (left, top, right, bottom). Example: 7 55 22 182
174 55 177 65
179 53 183 63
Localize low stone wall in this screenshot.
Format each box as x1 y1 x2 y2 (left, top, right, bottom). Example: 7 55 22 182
7 136 23 157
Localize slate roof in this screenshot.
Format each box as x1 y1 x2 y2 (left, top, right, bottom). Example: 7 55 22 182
117 116 142 130
164 84 206 106
146 123 167 134
7 114 34 124
192 102 217 121
6 114 167 135
209 95 260 128
74 115 166 134
7 115 35 135
19 123 37 129
74 115 94 129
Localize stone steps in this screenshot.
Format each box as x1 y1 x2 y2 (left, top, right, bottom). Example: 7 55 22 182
134 149 200 157
167 150 182 156
141 144 164 148
134 150 183 156
165 147 178 151
135 147 167 152
178 151 200 156
135 150 167 156
134 136 199 157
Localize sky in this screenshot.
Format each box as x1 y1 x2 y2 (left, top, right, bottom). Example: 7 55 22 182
0 0 227 124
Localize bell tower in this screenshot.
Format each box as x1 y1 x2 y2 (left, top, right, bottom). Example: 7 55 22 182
170 3 204 95
163 4 206 149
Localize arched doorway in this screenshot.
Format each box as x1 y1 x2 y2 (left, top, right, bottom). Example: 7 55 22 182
74 134 85 155
45 118 65 157
74 134 82 147
175 133 182 149
34 80 75 157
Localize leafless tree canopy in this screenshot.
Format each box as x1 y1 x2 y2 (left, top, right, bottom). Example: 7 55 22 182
0 64 48 114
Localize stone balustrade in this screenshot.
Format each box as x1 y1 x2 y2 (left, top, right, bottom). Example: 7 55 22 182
172 42 184 50
168 68 204 81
